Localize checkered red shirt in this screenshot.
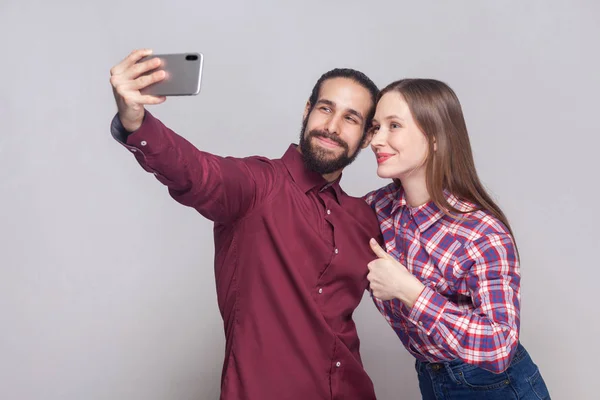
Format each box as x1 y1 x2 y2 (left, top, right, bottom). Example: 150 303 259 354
364 182 521 373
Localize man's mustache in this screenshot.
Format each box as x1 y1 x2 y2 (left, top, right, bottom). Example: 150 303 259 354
308 130 348 150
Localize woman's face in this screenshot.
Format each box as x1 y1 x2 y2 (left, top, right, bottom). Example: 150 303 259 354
370 92 430 181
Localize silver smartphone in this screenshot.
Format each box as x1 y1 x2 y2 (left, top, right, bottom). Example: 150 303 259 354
138 52 204 96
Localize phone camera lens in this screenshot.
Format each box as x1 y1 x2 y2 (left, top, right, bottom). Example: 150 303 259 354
186 54 198 61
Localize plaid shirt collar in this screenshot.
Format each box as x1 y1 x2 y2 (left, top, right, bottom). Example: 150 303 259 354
383 182 468 233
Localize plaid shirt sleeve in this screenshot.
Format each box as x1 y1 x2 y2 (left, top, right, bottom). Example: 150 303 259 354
406 232 521 373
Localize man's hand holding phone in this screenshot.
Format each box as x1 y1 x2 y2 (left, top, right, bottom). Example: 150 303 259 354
109 49 167 132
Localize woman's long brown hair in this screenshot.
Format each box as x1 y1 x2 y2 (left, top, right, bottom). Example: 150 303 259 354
380 79 516 240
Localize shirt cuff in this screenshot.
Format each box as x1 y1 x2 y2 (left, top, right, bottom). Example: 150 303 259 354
110 111 167 157
110 113 131 144
407 286 446 335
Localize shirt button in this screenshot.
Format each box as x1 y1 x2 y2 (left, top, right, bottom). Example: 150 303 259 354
402 222 407 227
334 248 339 254
326 209 331 215
140 140 147 146
335 361 341 368
318 288 323 294
418 321 423 326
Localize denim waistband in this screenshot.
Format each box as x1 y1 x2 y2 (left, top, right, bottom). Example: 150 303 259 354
415 342 527 370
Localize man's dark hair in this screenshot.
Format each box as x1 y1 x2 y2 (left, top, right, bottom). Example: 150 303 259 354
307 68 379 138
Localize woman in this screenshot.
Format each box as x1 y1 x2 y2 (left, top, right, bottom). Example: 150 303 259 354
364 79 550 399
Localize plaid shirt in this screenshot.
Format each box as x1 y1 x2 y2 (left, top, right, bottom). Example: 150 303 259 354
364 182 521 373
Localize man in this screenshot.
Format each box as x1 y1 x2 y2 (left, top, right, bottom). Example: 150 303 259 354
109 49 382 400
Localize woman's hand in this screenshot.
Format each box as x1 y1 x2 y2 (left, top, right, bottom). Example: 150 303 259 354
367 238 426 308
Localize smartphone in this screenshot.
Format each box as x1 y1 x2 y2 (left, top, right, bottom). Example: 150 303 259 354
138 52 204 96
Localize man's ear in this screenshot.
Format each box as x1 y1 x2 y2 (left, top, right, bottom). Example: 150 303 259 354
303 101 311 121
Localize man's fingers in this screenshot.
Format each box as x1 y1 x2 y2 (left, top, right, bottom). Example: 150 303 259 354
130 69 166 90
118 91 166 108
125 56 162 80
139 94 167 105
110 48 153 76
111 65 166 109
369 238 392 260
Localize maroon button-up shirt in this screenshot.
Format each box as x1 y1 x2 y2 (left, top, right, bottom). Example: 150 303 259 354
111 112 382 400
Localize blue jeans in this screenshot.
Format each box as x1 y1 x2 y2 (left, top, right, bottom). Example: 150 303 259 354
415 343 550 399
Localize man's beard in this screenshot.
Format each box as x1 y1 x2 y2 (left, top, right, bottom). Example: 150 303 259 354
299 117 362 175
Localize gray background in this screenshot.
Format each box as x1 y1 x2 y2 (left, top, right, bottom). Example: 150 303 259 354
1 0 598 399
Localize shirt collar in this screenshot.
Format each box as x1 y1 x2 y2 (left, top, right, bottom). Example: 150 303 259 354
410 199 447 233
388 183 466 232
281 144 344 203
389 182 407 215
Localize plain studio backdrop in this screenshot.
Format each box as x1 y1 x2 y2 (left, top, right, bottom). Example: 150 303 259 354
1 0 598 399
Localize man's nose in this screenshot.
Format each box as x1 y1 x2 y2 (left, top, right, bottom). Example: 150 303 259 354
325 114 342 135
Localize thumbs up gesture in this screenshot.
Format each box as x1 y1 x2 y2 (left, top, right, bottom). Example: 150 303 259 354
367 238 426 307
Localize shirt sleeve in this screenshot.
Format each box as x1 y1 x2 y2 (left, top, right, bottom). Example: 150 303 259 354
405 233 521 373
110 112 277 223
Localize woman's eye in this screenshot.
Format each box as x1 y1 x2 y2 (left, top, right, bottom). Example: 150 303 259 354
390 123 401 129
